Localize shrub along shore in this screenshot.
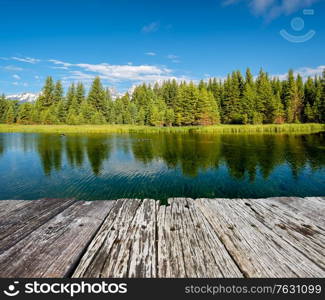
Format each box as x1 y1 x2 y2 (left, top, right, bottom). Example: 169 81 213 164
0 123 324 134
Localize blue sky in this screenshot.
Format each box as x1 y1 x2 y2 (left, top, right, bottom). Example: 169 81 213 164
0 0 324 95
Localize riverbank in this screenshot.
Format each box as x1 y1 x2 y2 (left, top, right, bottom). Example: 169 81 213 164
0 123 324 134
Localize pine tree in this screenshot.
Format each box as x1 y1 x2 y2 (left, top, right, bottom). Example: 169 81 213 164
53 80 64 104
5 102 16 124
175 82 199 125
91 111 106 124
270 91 285 124
88 77 106 113
37 76 55 109
76 82 86 105
80 100 95 124
148 104 161 126
222 73 242 123
241 68 256 124
17 103 33 124
320 69 325 122
55 99 67 124
136 107 146 125
0 94 8 123
196 88 220 125
66 107 79 125
284 70 302 123
165 108 175 126
303 77 316 121
255 69 274 123
104 88 114 123
66 83 76 110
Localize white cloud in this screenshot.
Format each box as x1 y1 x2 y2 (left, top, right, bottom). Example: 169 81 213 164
142 21 160 33
272 65 325 80
48 59 72 67
145 52 156 56
50 59 184 84
167 54 180 63
51 66 69 70
167 54 178 59
223 0 320 20
12 74 21 80
4 65 23 71
11 56 40 64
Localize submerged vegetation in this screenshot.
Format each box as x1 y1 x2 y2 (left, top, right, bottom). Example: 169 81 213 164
1 68 325 127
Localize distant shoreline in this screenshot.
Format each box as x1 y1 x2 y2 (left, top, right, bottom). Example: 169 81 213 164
0 123 324 134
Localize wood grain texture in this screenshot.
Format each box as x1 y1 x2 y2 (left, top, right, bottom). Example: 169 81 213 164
195 198 325 278
0 200 114 278
72 199 143 278
0 197 324 278
0 198 76 254
157 198 243 277
242 198 325 270
0 200 27 217
262 197 325 228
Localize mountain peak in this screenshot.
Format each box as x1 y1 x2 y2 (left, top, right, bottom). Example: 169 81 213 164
6 92 39 103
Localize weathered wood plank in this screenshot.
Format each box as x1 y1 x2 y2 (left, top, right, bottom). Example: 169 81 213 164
0 200 115 278
0 200 28 217
157 201 186 277
157 198 243 278
123 199 158 277
195 198 325 277
72 199 143 278
0 198 76 254
260 197 325 228
242 198 325 270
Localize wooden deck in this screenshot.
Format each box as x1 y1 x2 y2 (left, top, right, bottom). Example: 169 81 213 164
0 197 324 278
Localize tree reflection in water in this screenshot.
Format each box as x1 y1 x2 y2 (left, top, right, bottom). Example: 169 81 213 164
0 132 324 180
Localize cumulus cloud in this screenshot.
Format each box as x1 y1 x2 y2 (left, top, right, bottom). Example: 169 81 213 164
12 74 21 80
142 21 160 33
11 56 40 64
223 0 320 20
48 59 188 84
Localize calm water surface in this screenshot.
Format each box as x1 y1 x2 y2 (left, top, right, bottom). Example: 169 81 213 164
0 132 324 201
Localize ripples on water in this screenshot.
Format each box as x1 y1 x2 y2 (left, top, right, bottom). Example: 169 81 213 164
0 132 324 201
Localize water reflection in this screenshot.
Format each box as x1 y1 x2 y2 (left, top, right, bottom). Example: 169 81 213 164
0 132 324 179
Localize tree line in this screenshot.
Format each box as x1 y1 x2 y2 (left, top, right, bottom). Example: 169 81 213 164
1 68 324 126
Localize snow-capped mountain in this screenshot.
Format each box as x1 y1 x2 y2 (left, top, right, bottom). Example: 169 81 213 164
6 87 121 104
6 92 39 103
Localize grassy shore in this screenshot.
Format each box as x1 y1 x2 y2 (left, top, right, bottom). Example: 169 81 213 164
0 123 324 134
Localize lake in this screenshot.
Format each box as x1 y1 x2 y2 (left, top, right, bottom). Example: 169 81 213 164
0 132 324 202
